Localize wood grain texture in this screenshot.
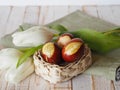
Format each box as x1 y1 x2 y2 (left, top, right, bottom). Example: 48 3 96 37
91 76 112 90
0 6 120 90
0 6 11 38
5 7 25 34
23 6 40 24
72 74 92 90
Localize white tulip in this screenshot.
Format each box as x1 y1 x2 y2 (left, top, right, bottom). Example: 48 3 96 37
12 26 54 47
5 57 34 84
0 48 22 70
0 48 34 83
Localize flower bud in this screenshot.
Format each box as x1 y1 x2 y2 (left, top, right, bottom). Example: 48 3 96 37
0 48 34 83
0 48 22 70
12 26 54 47
5 57 34 84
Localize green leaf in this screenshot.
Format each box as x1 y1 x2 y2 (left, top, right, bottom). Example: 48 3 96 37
103 27 120 37
49 24 68 34
19 25 25 31
16 45 43 68
70 29 120 53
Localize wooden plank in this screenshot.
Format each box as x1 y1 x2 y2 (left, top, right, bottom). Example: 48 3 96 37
5 6 25 34
82 5 120 26
23 6 40 24
91 76 114 90
0 71 9 90
82 6 98 18
50 80 72 90
28 74 50 90
52 6 70 21
39 6 72 25
82 5 120 27
110 5 120 26
96 6 120 26
39 6 53 25
0 6 11 38
72 74 92 90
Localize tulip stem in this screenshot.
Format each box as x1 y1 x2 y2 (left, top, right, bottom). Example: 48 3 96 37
53 34 59 37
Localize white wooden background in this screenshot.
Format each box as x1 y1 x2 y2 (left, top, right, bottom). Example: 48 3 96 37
0 6 120 90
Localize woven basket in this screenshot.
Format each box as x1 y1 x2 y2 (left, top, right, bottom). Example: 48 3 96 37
33 45 92 83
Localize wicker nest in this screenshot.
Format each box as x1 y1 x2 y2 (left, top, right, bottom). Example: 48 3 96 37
33 44 92 83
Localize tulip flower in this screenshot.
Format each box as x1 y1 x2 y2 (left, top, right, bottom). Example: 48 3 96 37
5 57 34 84
12 26 54 47
0 48 22 70
0 48 34 83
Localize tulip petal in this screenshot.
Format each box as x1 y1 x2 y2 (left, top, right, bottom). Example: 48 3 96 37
12 26 54 47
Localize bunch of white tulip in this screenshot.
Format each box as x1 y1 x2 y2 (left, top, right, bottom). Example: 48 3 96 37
0 26 54 84
12 26 54 47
